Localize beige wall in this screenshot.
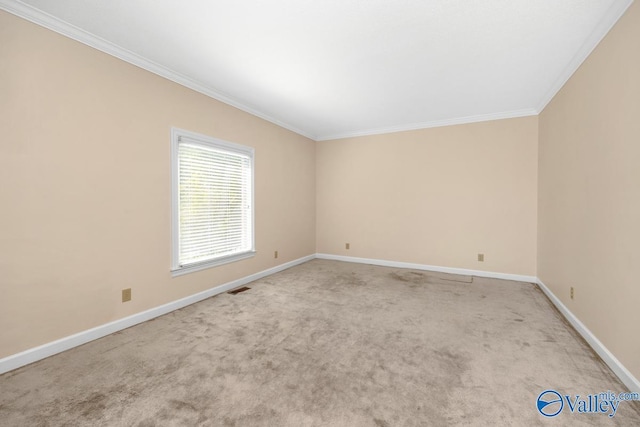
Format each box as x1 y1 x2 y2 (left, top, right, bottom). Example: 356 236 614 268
538 2 640 380
317 117 538 276
3 0 638 385
0 11 316 359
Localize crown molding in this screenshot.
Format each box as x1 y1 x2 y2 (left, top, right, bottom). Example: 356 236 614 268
536 0 634 113
0 0 317 141
2 0 633 142
316 108 538 141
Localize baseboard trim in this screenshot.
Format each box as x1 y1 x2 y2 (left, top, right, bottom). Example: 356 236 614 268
315 253 538 283
0 254 315 375
317 253 639 392
536 278 640 393
3 254 638 394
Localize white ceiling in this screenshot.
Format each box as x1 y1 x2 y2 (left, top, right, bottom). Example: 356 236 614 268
1 0 634 140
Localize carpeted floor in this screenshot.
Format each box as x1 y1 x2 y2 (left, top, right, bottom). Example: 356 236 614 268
1 259 639 426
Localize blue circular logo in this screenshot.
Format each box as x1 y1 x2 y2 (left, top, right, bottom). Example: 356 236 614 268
537 390 564 417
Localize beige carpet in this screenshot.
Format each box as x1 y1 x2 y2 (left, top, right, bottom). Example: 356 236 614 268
1 259 638 426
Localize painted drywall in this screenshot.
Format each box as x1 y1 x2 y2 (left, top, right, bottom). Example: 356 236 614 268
4 0 637 389
538 1 640 381
0 11 316 359
317 117 538 276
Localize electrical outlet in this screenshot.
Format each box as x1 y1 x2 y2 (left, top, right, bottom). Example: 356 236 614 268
570 287 574 300
274 250 278 259
477 253 484 262
346 243 350 250
122 288 131 303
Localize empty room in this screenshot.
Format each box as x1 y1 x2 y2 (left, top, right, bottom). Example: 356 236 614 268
1 0 639 425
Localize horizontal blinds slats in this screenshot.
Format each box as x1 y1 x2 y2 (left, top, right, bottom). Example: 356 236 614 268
180 197 248 202
179 174 246 181
181 238 248 250
181 232 249 245
180 215 249 220
182 252 242 265
181 245 249 257
180 225 249 234
180 212 249 216
181 247 249 259
182 252 244 265
178 140 252 267
179 241 251 259
180 207 249 213
178 158 247 168
181 231 249 241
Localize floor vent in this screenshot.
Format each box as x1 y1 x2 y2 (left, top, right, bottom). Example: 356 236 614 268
228 286 251 295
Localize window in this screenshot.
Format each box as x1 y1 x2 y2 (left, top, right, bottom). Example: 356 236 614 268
171 128 254 276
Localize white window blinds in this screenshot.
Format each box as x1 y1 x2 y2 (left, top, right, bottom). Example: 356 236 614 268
171 129 254 274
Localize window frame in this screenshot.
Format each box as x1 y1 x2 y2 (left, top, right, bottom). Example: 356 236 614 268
170 127 255 277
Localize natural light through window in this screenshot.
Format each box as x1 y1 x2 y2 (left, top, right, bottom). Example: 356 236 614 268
171 128 254 276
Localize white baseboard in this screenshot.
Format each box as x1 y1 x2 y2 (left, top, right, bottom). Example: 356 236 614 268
316 253 538 284
318 254 639 392
0 254 315 375
3 253 638 395
536 278 640 393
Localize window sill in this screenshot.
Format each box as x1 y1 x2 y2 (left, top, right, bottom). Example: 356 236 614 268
171 250 256 277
